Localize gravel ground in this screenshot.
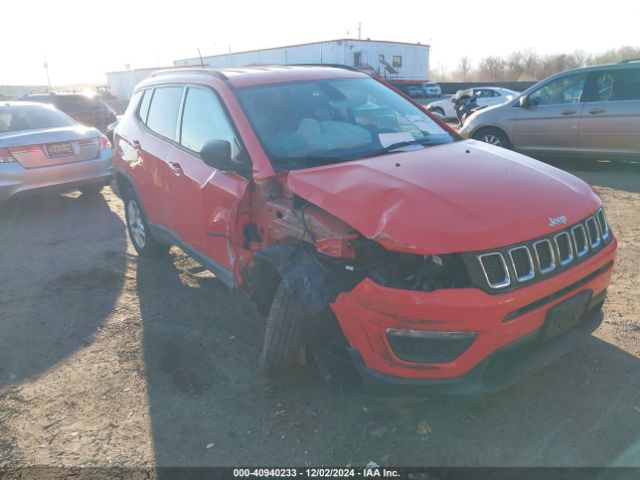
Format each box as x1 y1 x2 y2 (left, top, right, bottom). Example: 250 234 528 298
0 158 638 469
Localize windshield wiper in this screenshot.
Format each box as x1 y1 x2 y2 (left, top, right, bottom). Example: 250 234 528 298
371 139 433 155
270 155 356 166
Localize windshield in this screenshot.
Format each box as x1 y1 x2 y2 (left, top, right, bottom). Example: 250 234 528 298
235 77 455 170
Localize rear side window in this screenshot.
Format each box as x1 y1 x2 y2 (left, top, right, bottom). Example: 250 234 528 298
0 105 76 132
146 86 183 141
179 87 241 159
589 68 640 102
138 89 152 123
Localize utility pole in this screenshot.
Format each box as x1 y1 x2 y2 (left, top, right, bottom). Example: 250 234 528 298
43 56 51 91
347 22 362 39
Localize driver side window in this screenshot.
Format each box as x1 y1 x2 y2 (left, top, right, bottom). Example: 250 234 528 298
528 73 588 106
179 87 242 161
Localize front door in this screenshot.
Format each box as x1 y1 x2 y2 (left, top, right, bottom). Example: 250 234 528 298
167 85 250 286
512 72 588 154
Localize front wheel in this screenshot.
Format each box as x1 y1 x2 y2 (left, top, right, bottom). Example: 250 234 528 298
431 106 445 117
123 189 168 257
473 128 511 149
260 281 305 377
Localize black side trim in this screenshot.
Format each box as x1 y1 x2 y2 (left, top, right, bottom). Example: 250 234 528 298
503 262 612 322
148 222 235 288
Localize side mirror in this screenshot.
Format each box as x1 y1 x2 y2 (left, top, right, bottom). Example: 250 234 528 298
519 96 530 108
200 139 234 170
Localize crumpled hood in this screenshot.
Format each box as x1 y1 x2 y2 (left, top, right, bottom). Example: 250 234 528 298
287 140 601 254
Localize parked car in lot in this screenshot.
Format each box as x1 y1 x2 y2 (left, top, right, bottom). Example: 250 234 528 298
16 93 118 133
112 66 616 394
422 82 442 97
406 85 424 98
459 61 640 158
0 102 112 200
427 87 519 119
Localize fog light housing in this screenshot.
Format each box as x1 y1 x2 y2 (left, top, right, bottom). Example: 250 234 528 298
386 329 476 363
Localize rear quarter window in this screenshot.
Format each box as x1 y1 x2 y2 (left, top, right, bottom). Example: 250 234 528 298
137 89 153 123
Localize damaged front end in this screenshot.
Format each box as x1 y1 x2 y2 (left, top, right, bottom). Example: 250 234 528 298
242 187 473 377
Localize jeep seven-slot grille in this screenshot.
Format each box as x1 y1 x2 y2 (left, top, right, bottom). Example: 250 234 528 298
478 253 510 288
533 239 555 273
475 208 611 292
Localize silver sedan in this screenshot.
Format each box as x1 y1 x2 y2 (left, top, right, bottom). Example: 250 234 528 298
0 102 112 201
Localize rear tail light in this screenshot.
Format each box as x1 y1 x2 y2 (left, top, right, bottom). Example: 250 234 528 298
0 147 17 163
99 134 112 150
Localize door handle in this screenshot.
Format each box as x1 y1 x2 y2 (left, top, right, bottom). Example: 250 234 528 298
589 108 605 115
169 161 184 175
561 109 577 115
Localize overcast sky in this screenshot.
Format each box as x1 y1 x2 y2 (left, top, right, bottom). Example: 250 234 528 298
2 0 639 86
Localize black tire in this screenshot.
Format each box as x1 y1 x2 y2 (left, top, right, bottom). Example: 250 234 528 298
431 107 445 117
473 127 511 149
260 281 305 377
79 183 104 195
123 188 168 257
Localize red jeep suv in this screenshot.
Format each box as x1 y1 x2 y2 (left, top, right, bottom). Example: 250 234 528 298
112 66 616 394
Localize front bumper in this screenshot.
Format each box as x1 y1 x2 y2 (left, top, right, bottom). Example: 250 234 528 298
350 299 603 395
0 151 112 201
331 238 616 392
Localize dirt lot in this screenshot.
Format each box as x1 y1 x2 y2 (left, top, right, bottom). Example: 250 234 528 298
0 159 639 469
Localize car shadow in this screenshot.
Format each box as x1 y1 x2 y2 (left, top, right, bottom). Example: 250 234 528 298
137 252 640 468
0 192 126 388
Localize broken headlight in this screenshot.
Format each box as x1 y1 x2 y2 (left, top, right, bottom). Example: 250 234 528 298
353 240 472 292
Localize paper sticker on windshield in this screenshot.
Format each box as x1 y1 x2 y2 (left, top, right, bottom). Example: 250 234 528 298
405 114 440 133
379 132 414 148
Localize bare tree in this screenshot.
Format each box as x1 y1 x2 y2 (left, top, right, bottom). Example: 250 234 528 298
478 56 507 81
506 52 524 81
430 64 449 82
457 57 472 81
441 46 639 83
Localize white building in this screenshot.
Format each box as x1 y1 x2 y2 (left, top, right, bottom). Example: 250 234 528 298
106 39 429 100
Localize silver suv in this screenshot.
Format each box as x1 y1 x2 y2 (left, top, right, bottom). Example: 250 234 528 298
459 61 640 159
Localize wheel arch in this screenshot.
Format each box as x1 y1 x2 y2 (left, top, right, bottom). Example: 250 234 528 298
471 125 512 147
113 167 150 218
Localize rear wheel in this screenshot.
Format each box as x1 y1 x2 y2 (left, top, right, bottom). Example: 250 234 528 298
431 107 445 117
473 128 511 149
123 189 168 257
260 281 306 377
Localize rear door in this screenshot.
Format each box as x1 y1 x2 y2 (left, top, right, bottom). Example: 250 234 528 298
512 72 588 154
167 85 250 284
577 67 640 157
129 86 184 228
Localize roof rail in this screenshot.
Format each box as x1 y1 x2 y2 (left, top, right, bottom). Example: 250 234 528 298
150 68 229 81
619 58 640 63
288 63 363 73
